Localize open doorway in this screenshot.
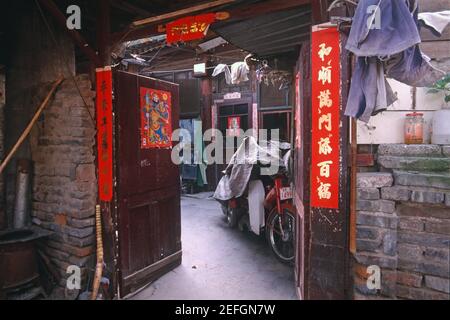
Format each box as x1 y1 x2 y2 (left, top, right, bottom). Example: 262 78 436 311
131 194 297 300
114 71 296 300
260 111 292 143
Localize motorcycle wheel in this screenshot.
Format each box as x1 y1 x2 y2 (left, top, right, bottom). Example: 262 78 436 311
226 208 239 228
265 208 295 263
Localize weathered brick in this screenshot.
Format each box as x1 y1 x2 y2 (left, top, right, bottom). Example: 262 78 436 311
411 190 445 204
357 239 381 252
66 209 95 220
423 289 450 300
397 285 450 300
75 164 95 182
354 275 378 296
54 213 68 226
398 244 423 261
47 240 94 257
68 217 95 228
381 270 397 298
394 170 450 190
356 253 397 269
398 259 450 278
396 285 425 300
357 227 380 240
425 220 450 235
399 217 424 232
383 231 397 256
61 226 94 239
357 200 396 213
378 144 442 157
378 156 450 171
50 232 95 248
397 203 450 219
425 276 450 294
357 212 398 229
443 146 450 157
381 186 411 201
357 188 380 200
424 247 450 263
68 254 94 267
396 271 422 288
398 230 450 248
357 172 393 188
42 246 70 262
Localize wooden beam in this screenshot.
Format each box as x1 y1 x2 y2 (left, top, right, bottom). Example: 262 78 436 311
37 0 101 66
112 0 311 43
218 0 310 21
97 0 111 66
110 0 150 17
132 0 236 27
312 0 329 23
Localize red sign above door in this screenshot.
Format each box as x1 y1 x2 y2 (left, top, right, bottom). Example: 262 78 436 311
310 26 341 210
166 13 216 44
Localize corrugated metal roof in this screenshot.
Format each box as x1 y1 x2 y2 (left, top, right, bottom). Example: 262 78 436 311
212 5 311 57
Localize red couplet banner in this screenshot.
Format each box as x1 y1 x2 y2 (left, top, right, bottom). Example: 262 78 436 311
166 13 216 44
96 67 113 202
310 26 341 210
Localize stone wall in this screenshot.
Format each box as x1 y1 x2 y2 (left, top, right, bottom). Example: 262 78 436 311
354 144 450 300
30 75 97 290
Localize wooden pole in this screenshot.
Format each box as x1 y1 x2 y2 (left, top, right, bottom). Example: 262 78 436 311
349 117 357 254
0 76 64 174
132 0 235 27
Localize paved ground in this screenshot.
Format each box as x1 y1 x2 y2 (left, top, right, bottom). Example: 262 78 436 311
130 192 297 300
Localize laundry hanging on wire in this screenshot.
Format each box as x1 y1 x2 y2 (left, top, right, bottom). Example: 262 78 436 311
344 0 446 123
212 61 250 85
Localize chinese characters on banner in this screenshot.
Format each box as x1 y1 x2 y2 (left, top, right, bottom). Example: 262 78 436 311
96 67 113 202
310 27 341 209
166 13 216 44
140 87 172 149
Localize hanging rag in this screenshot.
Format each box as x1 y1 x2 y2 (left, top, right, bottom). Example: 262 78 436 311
345 0 421 57
384 45 445 87
344 0 445 122
344 57 397 123
230 61 250 84
212 63 232 84
419 10 450 36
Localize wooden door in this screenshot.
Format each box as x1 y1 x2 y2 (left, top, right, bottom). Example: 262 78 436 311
293 42 312 300
114 71 181 298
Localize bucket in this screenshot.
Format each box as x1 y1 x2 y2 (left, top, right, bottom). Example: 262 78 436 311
431 109 450 144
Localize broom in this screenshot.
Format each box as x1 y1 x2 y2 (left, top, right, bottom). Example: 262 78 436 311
91 204 103 300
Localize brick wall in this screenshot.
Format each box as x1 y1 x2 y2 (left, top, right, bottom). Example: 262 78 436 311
30 75 97 290
354 144 450 300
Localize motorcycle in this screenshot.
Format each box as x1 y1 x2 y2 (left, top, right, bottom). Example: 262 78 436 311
214 136 295 263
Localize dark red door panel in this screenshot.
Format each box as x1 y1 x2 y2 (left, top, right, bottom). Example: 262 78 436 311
114 71 181 298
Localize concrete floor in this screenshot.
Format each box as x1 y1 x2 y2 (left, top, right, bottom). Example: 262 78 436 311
131 192 297 300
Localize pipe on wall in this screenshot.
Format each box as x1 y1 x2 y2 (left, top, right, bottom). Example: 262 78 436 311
13 159 31 229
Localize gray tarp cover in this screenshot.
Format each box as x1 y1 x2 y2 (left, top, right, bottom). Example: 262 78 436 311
213 136 285 201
